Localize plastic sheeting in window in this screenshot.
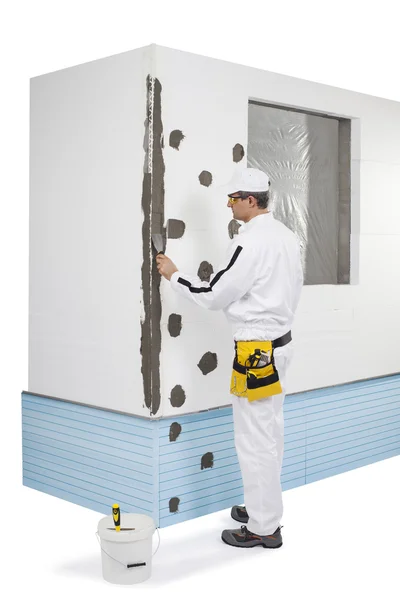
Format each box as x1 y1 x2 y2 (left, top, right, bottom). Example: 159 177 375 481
248 102 347 285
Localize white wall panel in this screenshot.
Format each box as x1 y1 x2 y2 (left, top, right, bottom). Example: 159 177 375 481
29 47 151 415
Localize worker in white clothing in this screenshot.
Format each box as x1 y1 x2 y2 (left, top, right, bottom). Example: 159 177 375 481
157 168 303 549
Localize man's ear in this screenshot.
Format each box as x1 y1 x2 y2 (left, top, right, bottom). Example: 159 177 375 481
248 195 257 207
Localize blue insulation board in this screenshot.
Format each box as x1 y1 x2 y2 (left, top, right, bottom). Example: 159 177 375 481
22 373 400 527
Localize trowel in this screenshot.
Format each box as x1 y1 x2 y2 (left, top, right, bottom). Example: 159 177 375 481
151 219 172 255
108 504 135 530
151 233 165 255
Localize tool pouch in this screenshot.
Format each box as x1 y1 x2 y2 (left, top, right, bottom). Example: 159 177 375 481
230 340 282 401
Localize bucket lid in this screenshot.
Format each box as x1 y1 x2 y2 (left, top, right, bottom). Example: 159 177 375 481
98 513 155 543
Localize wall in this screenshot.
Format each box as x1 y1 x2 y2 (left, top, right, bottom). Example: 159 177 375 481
29 47 151 416
25 44 400 524
156 45 400 418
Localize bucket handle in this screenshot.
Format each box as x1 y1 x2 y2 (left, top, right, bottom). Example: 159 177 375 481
95 527 161 569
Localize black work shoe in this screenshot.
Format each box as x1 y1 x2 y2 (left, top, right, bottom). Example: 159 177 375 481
231 505 249 523
221 525 283 549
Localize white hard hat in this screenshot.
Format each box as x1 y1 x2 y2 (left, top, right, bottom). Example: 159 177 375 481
228 168 270 195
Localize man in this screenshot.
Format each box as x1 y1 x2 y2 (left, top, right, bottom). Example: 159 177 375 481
157 167 303 549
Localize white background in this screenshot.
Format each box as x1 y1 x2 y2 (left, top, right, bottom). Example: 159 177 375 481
1 1 400 598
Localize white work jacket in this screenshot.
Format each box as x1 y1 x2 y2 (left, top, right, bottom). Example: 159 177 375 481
170 212 303 341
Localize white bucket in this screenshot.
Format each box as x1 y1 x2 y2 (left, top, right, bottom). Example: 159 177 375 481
97 513 156 585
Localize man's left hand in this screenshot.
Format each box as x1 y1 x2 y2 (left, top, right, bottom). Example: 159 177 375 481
156 254 178 281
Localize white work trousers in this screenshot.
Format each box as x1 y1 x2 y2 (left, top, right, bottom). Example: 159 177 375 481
232 343 294 536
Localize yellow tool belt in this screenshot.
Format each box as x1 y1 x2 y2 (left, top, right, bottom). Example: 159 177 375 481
230 332 291 402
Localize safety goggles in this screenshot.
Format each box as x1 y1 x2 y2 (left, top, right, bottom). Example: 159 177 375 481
227 192 250 205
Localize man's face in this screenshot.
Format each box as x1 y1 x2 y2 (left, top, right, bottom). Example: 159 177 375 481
227 192 252 222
